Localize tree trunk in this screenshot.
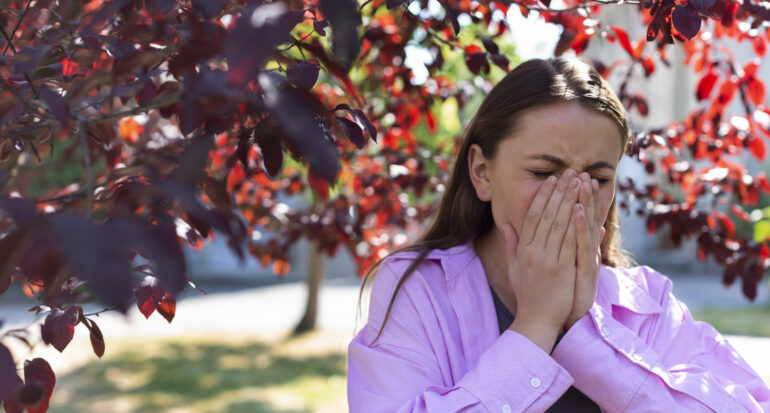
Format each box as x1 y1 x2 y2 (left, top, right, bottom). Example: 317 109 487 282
292 242 325 335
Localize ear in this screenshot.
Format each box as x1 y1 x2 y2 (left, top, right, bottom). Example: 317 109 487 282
468 143 492 202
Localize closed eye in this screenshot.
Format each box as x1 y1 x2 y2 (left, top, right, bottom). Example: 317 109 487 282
529 170 610 184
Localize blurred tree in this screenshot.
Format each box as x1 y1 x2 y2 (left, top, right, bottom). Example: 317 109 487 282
0 0 769 411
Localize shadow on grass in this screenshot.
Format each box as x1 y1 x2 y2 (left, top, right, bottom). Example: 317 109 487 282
49 335 346 413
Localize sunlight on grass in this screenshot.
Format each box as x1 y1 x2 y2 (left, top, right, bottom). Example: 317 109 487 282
693 305 770 337
48 332 348 413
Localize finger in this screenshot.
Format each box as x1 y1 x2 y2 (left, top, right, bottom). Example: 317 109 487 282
545 173 581 251
502 223 519 268
584 179 597 243
520 175 558 246
559 204 579 265
575 202 591 271
534 169 578 248
591 179 601 226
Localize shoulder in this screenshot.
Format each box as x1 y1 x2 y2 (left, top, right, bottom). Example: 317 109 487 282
598 264 678 314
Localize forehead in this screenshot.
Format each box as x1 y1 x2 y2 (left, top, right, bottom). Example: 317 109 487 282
499 102 623 166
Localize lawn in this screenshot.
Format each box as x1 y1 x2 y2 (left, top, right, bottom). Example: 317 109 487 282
693 305 770 337
48 331 348 413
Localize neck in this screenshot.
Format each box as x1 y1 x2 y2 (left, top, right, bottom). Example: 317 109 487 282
474 227 517 316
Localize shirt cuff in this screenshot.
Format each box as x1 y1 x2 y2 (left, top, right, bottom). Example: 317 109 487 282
551 313 648 411
459 329 574 412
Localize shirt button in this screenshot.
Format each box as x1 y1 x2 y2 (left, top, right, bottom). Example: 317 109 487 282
501 403 512 413
600 326 610 336
530 377 541 388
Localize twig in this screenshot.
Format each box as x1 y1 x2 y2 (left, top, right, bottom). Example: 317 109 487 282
82 307 117 317
81 89 184 125
1 0 32 55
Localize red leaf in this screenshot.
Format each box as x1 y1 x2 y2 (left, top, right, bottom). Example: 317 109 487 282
713 211 735 237
85 319 105 358
156 293 176 323
40 307 79 353
747 77 765 107
610 26 634 56
716 79 738 106
696 72 718 101
135 276 164 319
641 56 655 76
307 172 329 201
22 358 55 413
749 136 766 161
426 111 436 133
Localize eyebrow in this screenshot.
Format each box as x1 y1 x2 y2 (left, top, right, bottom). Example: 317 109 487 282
527 154 616 171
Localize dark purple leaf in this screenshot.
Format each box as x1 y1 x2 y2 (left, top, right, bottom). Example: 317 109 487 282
689 0 716 11
50 214 134 312
313 19 329 36
22 358 55 411
255 125 285 179
672 6 701 40
0 104 23 127
225 4 304 86
0 344 22 404
0 196 37 226
481 38 499 54
335 117 365 149
465 52 489 74
439 0 460 35
38 86 70 126
287 60 320 91
333 103 377 142
105 216 188 296
40 306 79 352
11 45 52 74
259 75 339 183
489 53 509 70
170 132 215 189
319 0 362 71
192 0 225 19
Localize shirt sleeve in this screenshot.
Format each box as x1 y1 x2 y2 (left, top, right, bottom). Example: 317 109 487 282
551 269 770 412
347 261 574 413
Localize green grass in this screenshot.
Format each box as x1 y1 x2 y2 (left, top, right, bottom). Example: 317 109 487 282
48 332 347 413
693 305 770 337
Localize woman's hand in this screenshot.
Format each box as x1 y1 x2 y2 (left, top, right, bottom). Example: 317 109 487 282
506 169 583 353
564 173 605 330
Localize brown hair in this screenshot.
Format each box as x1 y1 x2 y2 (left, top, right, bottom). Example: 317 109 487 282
356 57 636 346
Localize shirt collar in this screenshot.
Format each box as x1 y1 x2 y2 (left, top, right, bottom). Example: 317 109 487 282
597 264 663 314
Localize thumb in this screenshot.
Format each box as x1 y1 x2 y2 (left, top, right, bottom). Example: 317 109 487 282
501 223 518 267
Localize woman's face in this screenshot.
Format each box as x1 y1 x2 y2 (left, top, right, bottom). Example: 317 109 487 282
469 101 624 242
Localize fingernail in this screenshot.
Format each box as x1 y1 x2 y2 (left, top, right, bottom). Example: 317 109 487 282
547 175 557 184
583 182 591 195
592 179 599 190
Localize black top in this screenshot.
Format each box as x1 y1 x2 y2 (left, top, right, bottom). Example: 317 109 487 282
489 283 601 412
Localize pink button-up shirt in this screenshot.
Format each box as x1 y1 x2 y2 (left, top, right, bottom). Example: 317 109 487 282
347 241 770 412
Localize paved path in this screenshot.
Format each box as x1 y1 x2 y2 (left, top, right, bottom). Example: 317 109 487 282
2 274 769 384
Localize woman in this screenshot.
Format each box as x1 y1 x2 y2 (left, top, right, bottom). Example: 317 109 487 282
347 57 770 412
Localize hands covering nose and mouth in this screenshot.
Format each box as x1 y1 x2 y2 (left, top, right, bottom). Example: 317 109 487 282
504 168 604 353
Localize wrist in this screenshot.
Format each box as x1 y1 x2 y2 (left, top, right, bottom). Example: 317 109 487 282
508 318 561 354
